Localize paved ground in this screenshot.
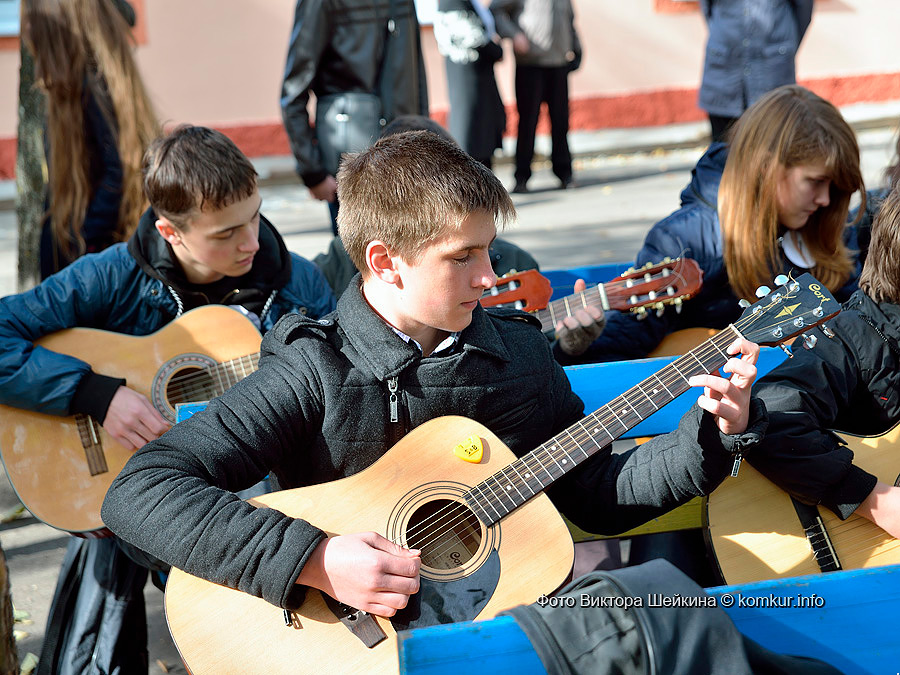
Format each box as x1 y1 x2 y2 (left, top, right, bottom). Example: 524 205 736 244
0 123 896 673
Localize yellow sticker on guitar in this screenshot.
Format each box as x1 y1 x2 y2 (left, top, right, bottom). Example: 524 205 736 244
453 436 483 463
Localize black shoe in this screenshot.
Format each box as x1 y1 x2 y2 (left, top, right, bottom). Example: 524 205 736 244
511 181 529 194
560 177 577 190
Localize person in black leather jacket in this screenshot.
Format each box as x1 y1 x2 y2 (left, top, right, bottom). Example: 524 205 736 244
751 182 900 539
280 0 429 234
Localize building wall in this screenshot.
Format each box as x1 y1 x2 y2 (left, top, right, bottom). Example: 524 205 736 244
1 0 899 177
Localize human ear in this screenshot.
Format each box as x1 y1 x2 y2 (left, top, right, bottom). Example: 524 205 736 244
155 218 182 246
365 241 402 286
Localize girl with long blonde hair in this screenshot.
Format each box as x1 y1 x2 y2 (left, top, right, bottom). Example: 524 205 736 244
556 84 865 365
22 0 158 277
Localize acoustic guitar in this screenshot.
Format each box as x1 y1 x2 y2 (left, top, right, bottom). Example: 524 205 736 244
0 305 262 535
164 273 837 674
480 258 704 328
707 425 900 585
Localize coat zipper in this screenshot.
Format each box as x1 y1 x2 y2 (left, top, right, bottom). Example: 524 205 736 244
387 376 407 445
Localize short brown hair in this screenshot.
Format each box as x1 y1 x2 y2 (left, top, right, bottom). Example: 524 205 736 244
859 183 900 303
142 125 257 227
337 131 515 273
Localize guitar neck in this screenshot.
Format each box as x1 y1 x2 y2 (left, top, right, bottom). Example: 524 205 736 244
533 285 611 332
464 326 741 525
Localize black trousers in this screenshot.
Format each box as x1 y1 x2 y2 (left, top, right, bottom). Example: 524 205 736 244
514 64 572 184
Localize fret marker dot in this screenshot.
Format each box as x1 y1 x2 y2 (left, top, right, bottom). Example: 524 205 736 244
562 459 568 464
506 485 512 491
524 473 531 478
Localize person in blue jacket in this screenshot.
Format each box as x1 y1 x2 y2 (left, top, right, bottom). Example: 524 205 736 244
0 125 335 675
699 0 814 142
556 85 865 367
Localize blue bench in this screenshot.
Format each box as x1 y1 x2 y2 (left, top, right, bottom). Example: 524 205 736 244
397 564 900 675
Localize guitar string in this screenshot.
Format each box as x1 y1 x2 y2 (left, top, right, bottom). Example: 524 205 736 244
404 307 773 554
402 325 746 556
806 519 897 554
158 354 262 406
400 298 829 558
537 268 695 329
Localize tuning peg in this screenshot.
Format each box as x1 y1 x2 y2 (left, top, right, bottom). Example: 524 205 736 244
780 344 793 358
635 308 648 320
802 334 818 350
656 305 665 317
774 274 789 286
738 299 751 308
674 298 683 314
662 256 672 263
755 286 771 298
821 323 835 338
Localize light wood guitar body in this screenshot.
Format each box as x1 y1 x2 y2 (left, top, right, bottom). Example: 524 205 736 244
707 426 900 585
0 306 262 534
164 416 574 674
647 327 718 358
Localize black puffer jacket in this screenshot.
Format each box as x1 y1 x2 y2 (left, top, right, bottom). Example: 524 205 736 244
103 280 766 609
751 289 898 518
280 0 429 187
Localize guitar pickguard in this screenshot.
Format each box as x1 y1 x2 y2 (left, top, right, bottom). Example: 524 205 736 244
391 549 500 631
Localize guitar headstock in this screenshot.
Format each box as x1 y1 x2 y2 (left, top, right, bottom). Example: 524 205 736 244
736 273 841 347
480 269 552 312
606 257 704 315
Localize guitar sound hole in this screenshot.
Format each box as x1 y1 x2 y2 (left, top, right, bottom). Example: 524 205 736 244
405 499 483 570
166 367 215 406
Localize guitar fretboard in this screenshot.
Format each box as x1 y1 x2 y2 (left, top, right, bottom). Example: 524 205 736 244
464 326 741 525
535 284 611 332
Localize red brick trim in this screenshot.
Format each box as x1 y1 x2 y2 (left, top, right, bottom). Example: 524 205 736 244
0 137 15 180
653 0 700 14
2 71 899 178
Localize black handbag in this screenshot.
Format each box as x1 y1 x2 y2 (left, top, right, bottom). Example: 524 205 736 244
314 0 400 175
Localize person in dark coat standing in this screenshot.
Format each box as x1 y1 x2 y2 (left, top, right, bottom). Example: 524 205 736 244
434 0 506 169
280 0 429 235
699 0 813 143
492 0 581 193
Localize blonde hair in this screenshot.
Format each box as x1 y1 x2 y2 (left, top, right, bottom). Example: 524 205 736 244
23 0 159 265
859 183 900 304
337 131 515 274
718 85 863 302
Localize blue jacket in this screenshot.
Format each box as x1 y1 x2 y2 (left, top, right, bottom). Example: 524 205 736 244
699 0 813 118
0 209 335 418
557 143 860 364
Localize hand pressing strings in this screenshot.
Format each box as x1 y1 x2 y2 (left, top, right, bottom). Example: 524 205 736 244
556 278 606 356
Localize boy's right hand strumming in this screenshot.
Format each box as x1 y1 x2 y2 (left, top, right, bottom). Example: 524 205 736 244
104 385 170 451
296 532 421 617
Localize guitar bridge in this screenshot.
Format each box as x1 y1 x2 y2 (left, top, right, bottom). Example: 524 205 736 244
791 498 842 573
321 593 387 648
75 414 108 476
